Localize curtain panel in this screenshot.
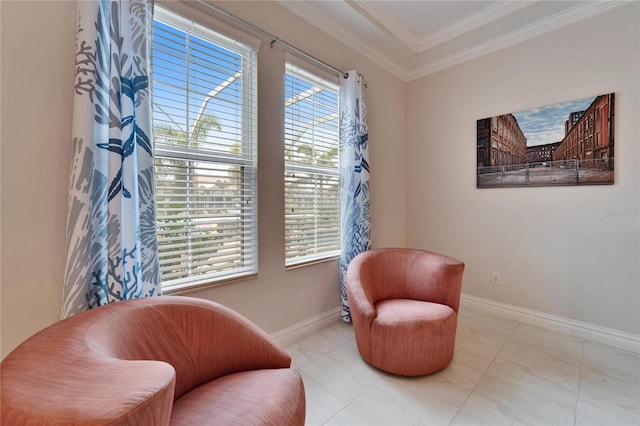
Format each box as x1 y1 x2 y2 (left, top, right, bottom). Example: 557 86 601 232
339 71 371 322
62 0 160 318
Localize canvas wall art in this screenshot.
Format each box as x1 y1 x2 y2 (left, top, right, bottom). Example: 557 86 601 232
476 93 615 188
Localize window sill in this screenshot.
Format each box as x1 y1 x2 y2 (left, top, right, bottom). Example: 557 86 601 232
285 254 340 271
162 273 258 296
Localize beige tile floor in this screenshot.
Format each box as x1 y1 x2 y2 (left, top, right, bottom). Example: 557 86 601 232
284 306 640 426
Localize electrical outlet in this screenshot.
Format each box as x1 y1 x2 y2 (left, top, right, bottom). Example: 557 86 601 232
491 271 502 285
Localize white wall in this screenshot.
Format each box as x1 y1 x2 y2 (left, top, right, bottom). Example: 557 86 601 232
1 0 77 359
0 0 407 358
407 3 640 334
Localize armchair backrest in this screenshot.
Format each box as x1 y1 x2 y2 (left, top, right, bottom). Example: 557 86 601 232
84 297 292 400
349 248 465 312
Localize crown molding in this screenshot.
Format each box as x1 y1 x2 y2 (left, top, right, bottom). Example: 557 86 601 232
407 0 629 81
276 0 413 80
416 0 539 53
276 0 628 82
348 0 539 54
345 0 420 51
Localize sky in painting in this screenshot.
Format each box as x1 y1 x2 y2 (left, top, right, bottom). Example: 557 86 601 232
513 96 596 147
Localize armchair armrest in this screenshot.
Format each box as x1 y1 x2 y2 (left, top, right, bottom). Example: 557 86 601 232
346 256 377 324
346 253 378 358
1 310 176 425
404 250 465 312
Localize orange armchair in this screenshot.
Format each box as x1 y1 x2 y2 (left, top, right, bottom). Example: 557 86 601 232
1 296 305 425
346 248 465 376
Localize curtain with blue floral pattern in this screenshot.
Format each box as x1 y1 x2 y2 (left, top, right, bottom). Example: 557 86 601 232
339 71 371 322
62 0 160 318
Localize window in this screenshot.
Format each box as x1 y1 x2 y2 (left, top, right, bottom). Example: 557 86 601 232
284 63 340 266
152 6 258 291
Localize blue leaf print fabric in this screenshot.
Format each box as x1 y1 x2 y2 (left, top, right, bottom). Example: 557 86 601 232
62 0 160 318
339 72 371 322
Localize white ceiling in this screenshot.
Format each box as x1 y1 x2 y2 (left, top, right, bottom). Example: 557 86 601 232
276 0 627 82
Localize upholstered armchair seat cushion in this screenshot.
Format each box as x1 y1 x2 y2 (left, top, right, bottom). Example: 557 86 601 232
171 369 304 425
374 299 455 326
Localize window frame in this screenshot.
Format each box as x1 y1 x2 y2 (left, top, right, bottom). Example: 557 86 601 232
152 5 259 292
284 60 341 268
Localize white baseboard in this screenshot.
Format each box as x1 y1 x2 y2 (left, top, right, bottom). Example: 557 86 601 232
461 294 640 354
270 297 640 354
270 307 341 347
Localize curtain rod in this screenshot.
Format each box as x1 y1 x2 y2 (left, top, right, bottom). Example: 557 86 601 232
194 0 349 79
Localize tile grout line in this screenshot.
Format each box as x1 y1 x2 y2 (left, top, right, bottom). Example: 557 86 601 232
299 372 349 426
317 368 384 425
298 352 365 426
448 319 522 425
322 404 346 426
319 356 389 421
288 326 362 423
289 324 356 369
298 326 384 425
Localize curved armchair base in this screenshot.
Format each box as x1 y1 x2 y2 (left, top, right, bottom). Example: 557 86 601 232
361 299 457 376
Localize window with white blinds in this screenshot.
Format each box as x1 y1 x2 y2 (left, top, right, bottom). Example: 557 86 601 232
284 63 340 266
152 6 258 291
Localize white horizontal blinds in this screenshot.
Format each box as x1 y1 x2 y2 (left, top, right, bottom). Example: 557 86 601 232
152 6 258 290
284 63 340 266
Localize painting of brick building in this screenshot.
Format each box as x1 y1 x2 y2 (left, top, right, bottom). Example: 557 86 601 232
477 93 614 188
